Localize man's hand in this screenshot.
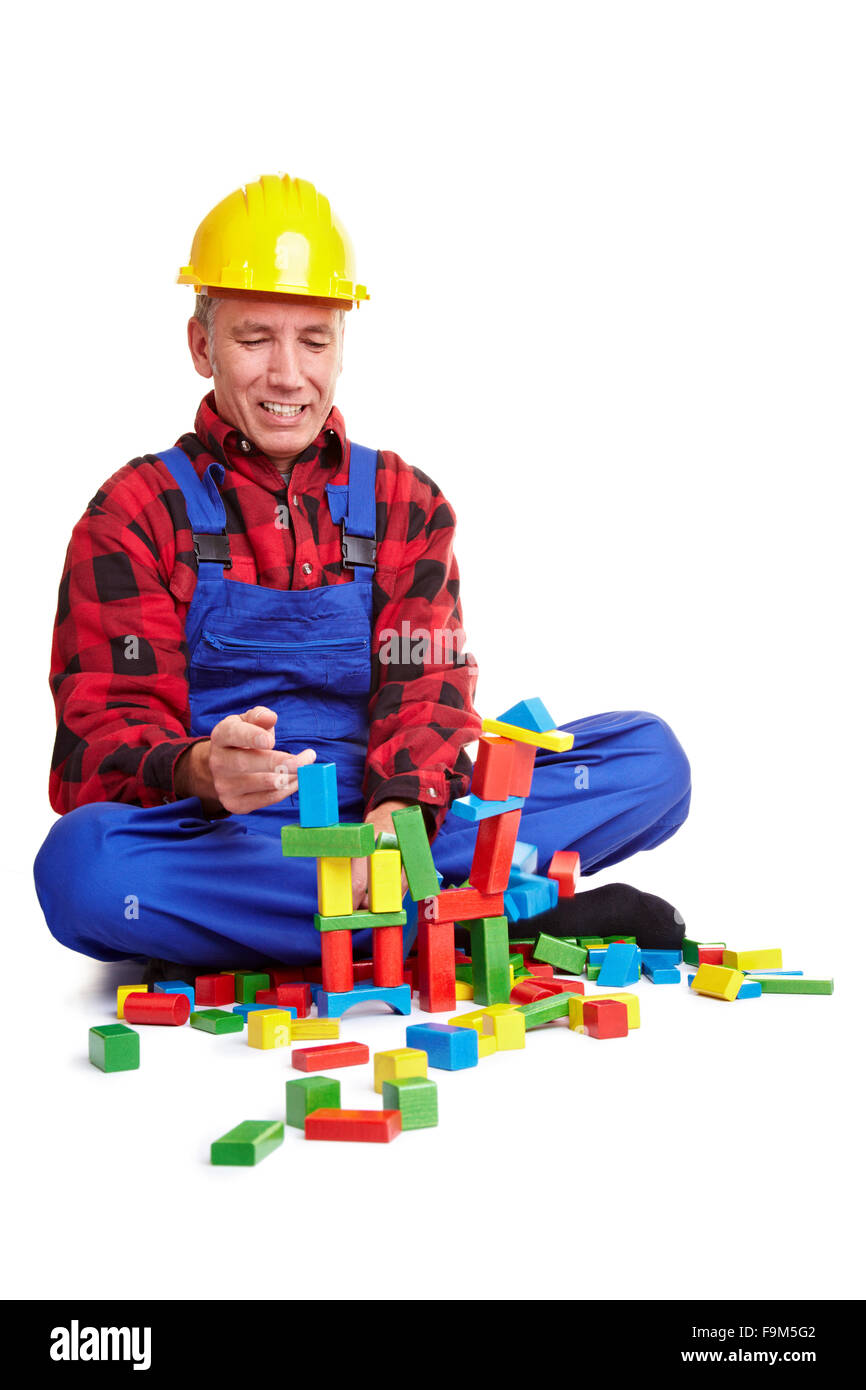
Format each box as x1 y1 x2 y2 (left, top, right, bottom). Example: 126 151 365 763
175 706 316 816
351 799 414 911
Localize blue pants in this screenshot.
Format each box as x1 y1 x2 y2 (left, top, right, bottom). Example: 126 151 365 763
33 710 690 969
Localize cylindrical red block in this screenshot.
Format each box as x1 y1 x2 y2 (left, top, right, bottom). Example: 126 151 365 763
373 924 404 987
124 991 190 1025
321 931 353 994
511 979 558 1005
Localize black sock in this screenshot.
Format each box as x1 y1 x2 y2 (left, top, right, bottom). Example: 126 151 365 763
506 883 686 952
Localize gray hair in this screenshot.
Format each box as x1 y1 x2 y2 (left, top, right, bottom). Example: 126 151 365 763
193 293 220 358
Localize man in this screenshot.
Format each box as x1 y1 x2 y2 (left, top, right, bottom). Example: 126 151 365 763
34 173 691 975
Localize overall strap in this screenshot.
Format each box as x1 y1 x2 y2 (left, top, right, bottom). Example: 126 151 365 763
156 447 232 568
340 442 378 579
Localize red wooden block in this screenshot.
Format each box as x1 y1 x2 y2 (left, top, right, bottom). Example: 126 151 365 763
471 736 515 801
526 963 555 979
583 999 629 1039
454 951 472 964
269 968 306 985
417 918 457 1013
353 961 374 981
321 931 353 994
469 809 523 895
373 923 404 988
403 960 419 991
507 740 537 798
511 979 558 1004
542 978 585 996
125 992 190 1025
547 849 581 898
195 974 235 1007
697 946 725 966
269 983 311 1017
304 1109 402 1143
303 966 323 984
255 988 281 1005
420 888 505 924
291 1042 370 1071
510 944 536 962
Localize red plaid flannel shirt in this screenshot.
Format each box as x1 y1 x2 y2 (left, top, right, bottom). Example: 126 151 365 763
47 393 480 834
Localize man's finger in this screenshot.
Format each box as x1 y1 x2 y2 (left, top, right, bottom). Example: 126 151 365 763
211 714 276 751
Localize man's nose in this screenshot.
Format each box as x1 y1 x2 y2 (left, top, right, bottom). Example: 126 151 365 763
268 340 304 388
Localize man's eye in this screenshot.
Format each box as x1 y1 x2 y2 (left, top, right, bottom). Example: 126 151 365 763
241 339 267 346
303 340 328 349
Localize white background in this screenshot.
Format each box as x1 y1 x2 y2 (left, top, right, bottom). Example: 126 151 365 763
2 0 863 1303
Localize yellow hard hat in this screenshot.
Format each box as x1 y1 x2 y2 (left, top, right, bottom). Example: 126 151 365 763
178 174 369 305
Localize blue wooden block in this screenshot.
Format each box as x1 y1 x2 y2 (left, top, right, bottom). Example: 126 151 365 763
511 841 539 874
405 1022 478 1071
504 881 549 922
297 761 339 827
641 949 683 967
316 983 412 1018
597 942 639 989
508 870 557 908
154 981 195 1011
642 962 681 984
737 979 763 999
232 1002 297 1021
496 698 556 733
743 969 804 976
450 793 525 823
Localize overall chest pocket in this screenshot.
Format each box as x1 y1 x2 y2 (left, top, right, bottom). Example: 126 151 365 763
189 629 372 740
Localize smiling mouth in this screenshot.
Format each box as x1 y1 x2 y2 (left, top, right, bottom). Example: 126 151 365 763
260 401 306 418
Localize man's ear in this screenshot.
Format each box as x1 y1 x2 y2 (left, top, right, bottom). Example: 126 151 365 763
188 318 214 380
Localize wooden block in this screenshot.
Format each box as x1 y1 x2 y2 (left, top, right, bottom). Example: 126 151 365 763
321 930 354 994
417 918 457 1013
469 809 523 895
744 976 833 995
405 1022 478 1071
291 1042 369 1071
116 984 148 1019
247 1009 294 1049
697 946 725 965
391 805 440 901
517 994 576 1027
297 761 339 827
89 1023 139 1072
690 963 745 1001
269 967 307 985
281 822 376 858
721 948 783 972
368 848 404 913
481 1004 526 1050
317 857 353 917
450 793 525 822
373 1048 428 1094
597 944 640 989
455 980 474 1000
471 737 515 801
194 974 236 1007
583 999 629 1039
496 697 556 732
304 1109 402 1143
211 1120 284 1166
285 1075 341 1129
531 933 587 976
682 937 726 967
124 992 190 1026
313 908 406 933
235 971 271 1004
381 1077 438 1130
568 992 641 1029
547 850 581 897
506 740 537 798
421 887 505 924
316 983 411 1017
274 982 312 1016
373 923 404 988
190 1009 245 1035
510 979 558 1005
289 1018 340 1039
481 718 574 752
469 916 511 1005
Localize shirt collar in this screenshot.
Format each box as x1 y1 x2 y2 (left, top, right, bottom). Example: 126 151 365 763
193 391 347 487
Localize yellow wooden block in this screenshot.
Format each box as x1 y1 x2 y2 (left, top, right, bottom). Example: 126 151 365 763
448 1008 487 1034
289 1018 340 1040
567 992 641 1030
691 963 745 1001
509 964 515 987
481 718 574 753
481 1003 525 1050
721 948 782 972
368 848 403 913
373 1048 428 1094
477 1031 497 1058
455 980 474 1000
247 1009 293 1050
317 856 353 917
117 984 148 1019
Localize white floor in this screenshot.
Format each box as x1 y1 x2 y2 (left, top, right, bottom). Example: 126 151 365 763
4 845 859 1304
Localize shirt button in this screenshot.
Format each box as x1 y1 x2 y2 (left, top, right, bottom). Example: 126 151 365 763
293 494 299 507
302 562 313 576
427 787 437 798
239 438 251 453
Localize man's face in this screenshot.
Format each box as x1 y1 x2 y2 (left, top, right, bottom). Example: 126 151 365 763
188 296 345 467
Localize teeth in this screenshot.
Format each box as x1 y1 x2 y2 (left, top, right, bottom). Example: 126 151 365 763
262 402 304 417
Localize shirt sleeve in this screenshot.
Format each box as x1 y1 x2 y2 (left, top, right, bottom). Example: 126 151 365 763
48 470 204 814
364 470 482 837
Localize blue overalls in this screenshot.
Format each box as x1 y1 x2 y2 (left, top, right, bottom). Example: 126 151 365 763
33 442 692 969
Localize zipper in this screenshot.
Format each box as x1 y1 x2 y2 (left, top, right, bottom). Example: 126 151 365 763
202 630 368 653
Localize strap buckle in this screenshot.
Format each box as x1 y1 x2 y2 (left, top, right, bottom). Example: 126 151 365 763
341 526 377 569
193 533 232 567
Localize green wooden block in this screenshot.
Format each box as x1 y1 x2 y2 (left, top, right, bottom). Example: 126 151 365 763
89 1023 140 1072
190 1009 245 1035
382 1076 438 1130
211 1120 284 1166
508 952 524 969
577 936 604 949
236 971 271 1003
746 976 834 995
586 964 602 981
455 963 474 984
313 908 407 933
517 993 577 1028
602 934 636 945
513 966 532 980
376 831 400 850
469 916 511 1005
509 938 535 946
391 805 440 901
285 1075 341 1129
281 822 376 858
531 932 588 976
682 937 726 966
